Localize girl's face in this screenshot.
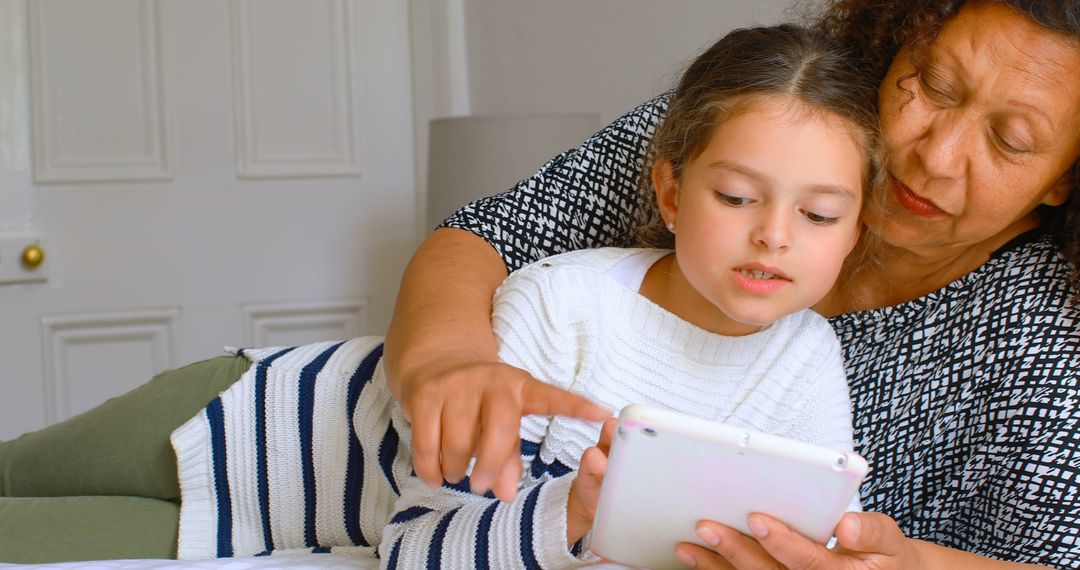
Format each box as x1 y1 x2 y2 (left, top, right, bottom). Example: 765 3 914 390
653 96 863 335
876 1 1080 258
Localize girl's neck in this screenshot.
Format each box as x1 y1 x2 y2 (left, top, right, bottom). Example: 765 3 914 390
640 253 761 337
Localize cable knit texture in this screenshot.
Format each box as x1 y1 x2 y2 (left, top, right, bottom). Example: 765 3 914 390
379 247 857 569
172 247 856 568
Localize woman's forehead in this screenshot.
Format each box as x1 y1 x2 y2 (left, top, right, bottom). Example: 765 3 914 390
929 2 1080 128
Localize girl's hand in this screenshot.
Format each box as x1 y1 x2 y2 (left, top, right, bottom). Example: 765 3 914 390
567 418 618 546
384 228 611 502
674 512 923 570
400 358 610 502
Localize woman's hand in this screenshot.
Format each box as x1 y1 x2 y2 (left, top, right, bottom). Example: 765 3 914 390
567 418 617 546
674 512 923 570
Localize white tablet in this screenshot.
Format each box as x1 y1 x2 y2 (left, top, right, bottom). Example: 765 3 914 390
590 404 868 570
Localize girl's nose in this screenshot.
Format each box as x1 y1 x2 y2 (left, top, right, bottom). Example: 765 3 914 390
750 209 791 252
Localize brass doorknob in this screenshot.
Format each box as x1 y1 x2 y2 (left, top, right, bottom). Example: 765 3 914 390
21 244 45 269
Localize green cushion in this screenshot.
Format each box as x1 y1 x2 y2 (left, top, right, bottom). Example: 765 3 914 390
0 355 250 501
0 496 179 562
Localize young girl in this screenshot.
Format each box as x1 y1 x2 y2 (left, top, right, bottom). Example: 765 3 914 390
158 21 882 568
376 23 884 568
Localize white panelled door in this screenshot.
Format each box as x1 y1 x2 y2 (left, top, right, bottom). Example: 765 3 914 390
0 0 417 440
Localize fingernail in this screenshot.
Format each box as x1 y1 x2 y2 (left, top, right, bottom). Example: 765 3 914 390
843 513 861 538
696 526 720 547
748 516 769 538
675 549 697 568
470 473 491 493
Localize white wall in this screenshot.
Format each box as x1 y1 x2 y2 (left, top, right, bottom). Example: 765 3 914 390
463 0 794 124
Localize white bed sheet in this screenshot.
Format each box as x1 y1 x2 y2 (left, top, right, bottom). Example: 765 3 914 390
0 552 633 569
0 551 377 570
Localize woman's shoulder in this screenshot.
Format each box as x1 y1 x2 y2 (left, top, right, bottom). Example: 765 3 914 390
953 233 1078 334
986 231 1077 295
835 233 1079 394
836 232 1078 331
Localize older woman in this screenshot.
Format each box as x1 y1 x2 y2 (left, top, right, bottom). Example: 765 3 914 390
384 1 1080 568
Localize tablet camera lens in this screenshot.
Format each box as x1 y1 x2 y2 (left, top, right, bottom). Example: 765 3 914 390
833 454 848 470
642 427 657 437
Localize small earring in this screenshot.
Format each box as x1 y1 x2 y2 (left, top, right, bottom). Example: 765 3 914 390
666 221 676 232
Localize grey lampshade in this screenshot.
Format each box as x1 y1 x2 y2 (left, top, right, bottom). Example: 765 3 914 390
426 113 602 230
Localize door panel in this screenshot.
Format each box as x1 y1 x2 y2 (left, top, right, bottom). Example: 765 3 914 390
0 0 416 440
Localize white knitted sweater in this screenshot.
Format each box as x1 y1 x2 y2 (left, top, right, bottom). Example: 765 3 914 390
171 247 855 568
380 247 857 568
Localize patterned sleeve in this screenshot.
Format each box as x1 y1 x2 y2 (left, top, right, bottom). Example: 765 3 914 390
439 93 670 273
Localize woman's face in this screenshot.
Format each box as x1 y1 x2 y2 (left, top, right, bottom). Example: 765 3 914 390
877 0 1080 259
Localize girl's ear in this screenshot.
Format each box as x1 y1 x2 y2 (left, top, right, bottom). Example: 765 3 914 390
652 158 680 225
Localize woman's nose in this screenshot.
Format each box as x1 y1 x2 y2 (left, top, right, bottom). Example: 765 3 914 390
914 111 970 180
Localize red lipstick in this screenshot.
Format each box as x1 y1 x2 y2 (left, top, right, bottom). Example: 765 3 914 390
891 176 944 217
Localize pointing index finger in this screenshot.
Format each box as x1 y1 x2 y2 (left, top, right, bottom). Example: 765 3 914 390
520 379 611 421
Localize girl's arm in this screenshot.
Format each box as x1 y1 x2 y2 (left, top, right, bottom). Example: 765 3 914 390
380 258 607 569
384 94 670 499
382 228 608 500
377 453 594 570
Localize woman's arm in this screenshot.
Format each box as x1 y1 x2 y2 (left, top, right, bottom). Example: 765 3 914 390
384 94 670 500
383 228 608 500
383 227 507 402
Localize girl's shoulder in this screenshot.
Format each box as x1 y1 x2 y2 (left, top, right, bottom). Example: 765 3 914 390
506 247 665 286
494 247 664 313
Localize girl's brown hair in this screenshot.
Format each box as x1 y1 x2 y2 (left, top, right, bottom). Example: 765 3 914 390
634 24 887 281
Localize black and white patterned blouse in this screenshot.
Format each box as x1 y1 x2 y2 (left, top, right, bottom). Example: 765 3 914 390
441 94 1080 567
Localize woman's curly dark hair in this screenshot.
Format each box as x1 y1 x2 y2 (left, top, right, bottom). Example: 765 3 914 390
813 0 1080 291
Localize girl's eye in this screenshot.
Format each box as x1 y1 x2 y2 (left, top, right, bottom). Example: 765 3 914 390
803 210 838 225
716 192 751 206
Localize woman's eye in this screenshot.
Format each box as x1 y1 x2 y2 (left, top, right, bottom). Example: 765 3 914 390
716 192 751 207
803 210 838 225
918 73 953 105
992 130 1030 155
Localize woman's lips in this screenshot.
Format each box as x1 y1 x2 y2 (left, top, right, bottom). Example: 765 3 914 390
891 176 945 217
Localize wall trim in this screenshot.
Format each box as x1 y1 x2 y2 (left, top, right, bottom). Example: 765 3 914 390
29 0 172 183
40 307 180 424
242 299 368 347
407 0 470 240
230 0 362 179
